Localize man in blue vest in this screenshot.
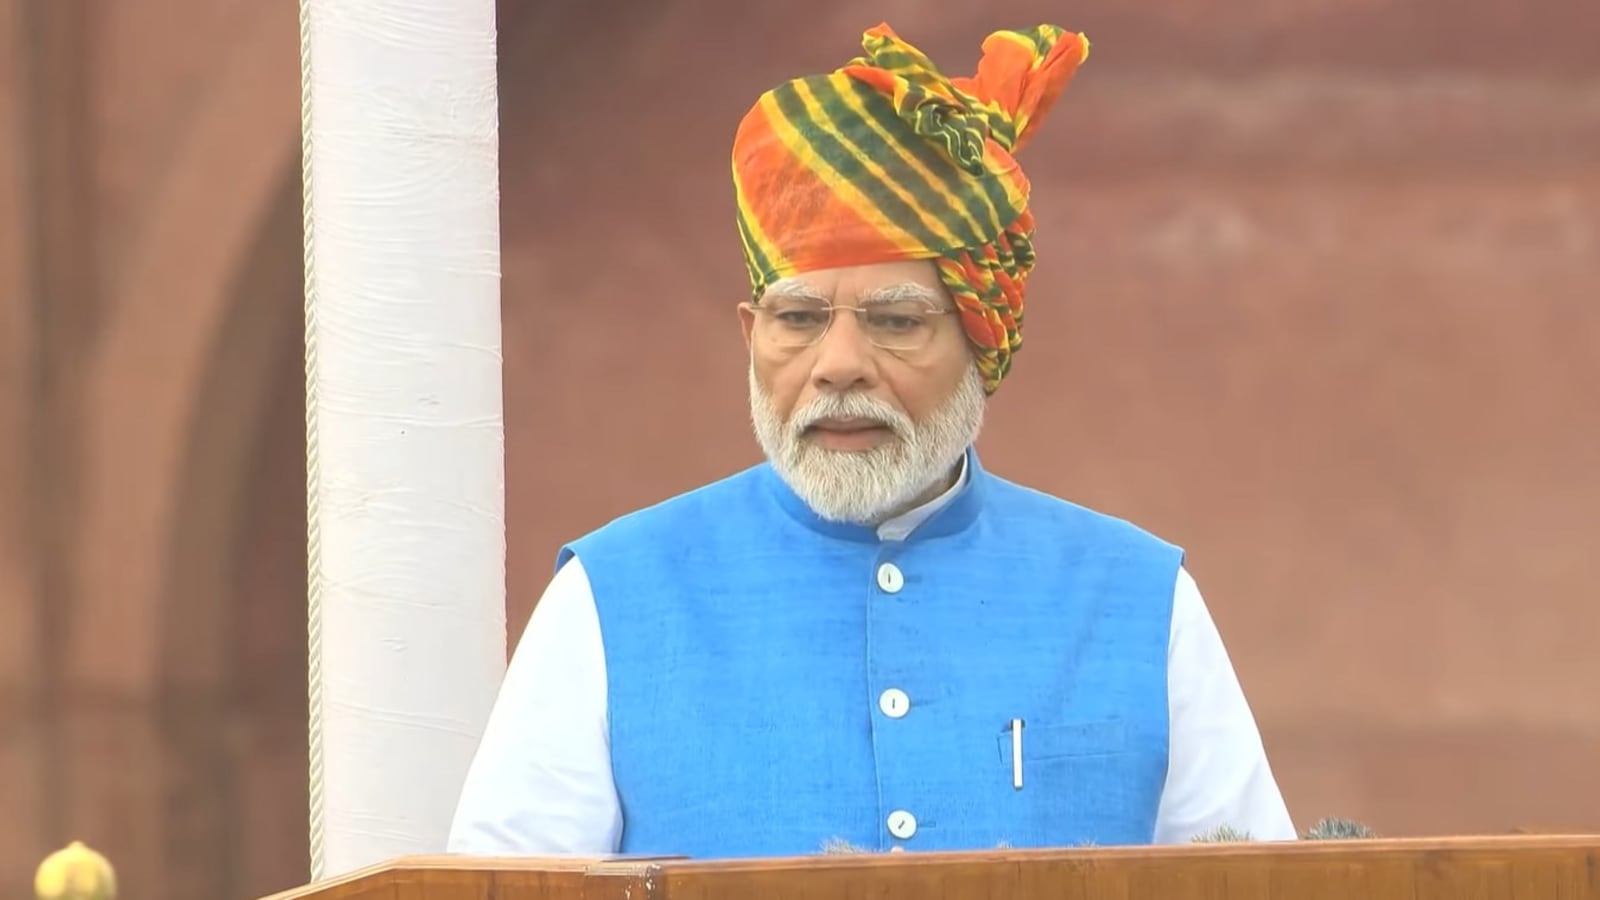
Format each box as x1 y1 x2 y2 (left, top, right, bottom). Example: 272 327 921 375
448 22 1296 857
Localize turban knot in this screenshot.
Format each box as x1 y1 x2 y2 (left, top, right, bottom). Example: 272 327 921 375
731 23 1089 393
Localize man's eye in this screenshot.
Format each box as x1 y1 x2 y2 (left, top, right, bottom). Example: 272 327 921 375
869 314 924 331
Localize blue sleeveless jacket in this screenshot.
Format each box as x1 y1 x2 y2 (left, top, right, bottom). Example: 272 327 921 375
558 451 1181 857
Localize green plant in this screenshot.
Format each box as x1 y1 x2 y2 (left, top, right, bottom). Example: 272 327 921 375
820 838 872 854
1193 825 1255 843
1302 818 1378 840
1192 818 1378 843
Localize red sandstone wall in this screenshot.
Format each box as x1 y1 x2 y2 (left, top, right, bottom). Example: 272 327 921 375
2 0 1597 897
491 0 1600 843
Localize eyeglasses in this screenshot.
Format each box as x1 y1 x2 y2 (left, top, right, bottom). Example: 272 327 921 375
747 298 954 352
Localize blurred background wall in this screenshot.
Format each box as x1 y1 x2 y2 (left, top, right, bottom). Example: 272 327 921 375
2 0 1597 896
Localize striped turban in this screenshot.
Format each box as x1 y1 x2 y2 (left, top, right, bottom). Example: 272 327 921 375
731 23 1089 394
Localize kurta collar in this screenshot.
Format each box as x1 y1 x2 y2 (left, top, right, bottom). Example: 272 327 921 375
759 446 985 543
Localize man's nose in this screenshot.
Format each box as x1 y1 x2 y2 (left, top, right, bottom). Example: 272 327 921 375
809 309 877 392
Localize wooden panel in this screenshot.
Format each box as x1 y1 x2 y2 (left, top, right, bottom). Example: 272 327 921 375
258 856 658 900
258 838 1600 899
650 838 1600 900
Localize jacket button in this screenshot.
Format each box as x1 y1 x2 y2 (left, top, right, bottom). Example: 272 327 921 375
887 810 917 839
876 563 904 593
878 688 910 719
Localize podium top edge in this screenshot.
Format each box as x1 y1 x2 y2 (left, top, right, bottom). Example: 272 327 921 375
353 834 1600 875
256 837 1600 899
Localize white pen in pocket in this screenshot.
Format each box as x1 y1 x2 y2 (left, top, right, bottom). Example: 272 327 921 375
1010 718 1024 790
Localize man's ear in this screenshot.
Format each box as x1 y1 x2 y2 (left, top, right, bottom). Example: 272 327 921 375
737 303 757 349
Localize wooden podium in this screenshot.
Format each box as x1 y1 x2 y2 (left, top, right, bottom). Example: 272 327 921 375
261 835 1600 899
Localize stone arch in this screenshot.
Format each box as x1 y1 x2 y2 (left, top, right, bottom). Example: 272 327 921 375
42 3 304 892
159 178 307 899
65 2 300 699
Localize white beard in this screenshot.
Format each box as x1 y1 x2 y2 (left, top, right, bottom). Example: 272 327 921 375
748 362 987 525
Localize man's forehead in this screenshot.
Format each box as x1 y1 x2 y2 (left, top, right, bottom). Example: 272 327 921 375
763 277 943 305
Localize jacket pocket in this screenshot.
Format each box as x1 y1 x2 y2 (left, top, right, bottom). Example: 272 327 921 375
997 719 1128 764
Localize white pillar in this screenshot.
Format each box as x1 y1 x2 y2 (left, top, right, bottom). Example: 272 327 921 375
297 0 507 880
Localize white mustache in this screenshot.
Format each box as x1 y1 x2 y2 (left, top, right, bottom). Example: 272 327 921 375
791 393 913 439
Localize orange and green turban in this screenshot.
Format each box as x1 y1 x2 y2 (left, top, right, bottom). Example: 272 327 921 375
731 23 1090 394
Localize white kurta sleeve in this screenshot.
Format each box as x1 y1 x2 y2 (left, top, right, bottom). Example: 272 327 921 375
1153 567 1298 843
446 555 623 854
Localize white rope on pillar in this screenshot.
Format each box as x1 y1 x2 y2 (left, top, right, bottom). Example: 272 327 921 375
298 0 507 880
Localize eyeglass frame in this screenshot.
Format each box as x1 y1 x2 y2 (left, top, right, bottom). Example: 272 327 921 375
741 284 957 354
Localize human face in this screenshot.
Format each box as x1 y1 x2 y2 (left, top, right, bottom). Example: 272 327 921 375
739 260 986 525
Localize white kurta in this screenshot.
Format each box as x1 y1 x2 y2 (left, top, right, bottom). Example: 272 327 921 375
449 458 1297 854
